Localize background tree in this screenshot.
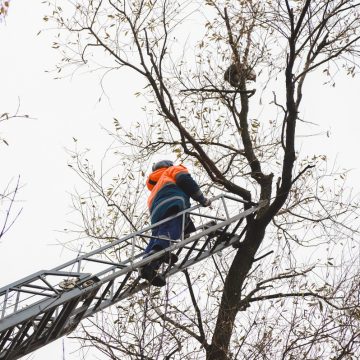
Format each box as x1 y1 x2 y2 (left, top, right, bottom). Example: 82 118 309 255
1 2 30 244
49 1 360 359
0 107 28 242
0 0 10 22
0 97 31 241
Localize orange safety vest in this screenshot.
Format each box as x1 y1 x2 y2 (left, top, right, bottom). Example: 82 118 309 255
146 165 188 209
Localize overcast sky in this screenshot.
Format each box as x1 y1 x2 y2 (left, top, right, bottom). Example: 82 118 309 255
0 1 126 358
1 1 360 359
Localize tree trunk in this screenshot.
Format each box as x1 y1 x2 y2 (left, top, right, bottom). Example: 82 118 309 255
207 223 266 360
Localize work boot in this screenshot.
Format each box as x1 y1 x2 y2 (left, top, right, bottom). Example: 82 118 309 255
139 266 166 287
151 274 166 287
150 245 178 264
161 251 178 264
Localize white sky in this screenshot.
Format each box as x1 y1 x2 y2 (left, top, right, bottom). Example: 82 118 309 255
0 1 360 359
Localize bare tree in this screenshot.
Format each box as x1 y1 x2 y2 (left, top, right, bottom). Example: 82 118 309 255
0 0 10 22
0 104 30 241
49 1 360 359
0 176 22 241
0 105 30 146
0 108 29 241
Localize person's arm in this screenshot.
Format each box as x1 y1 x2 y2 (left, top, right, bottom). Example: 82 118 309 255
169 166 211 206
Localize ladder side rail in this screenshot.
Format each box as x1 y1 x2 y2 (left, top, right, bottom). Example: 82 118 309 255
221 193 257 205
50 194 243 272
20 284 57 292
0 271 93 321
0 272 48 296
74 210 249 292
0 196 259 332
6 201 259 330
0 200 262 359
0 194 241 301
85 258 126 268
43 196 243 283
79 229 247 319
51 202 206 271
0 271 91 296
89 215 237 281
113 203 261 274
0 283 97 334
187 212 226 222
0 252 142 326
77 203 262 317
8 288 54 298
38 203 208 285
0 218 219 332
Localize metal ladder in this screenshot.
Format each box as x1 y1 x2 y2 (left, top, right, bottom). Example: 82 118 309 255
0 194 263 360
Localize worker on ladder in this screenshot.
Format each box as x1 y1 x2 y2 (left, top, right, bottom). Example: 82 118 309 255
140 160 211 286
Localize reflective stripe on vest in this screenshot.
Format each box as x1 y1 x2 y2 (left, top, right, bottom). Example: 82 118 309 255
150 196 186 221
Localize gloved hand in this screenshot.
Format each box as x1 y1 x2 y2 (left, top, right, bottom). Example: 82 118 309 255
201 197 212 207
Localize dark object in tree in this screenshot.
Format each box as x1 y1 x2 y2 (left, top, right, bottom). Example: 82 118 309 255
224 64 256 87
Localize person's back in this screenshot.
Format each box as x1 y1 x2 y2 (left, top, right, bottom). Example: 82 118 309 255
147 163 206 223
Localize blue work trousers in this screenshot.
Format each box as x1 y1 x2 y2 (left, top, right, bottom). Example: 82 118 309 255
144 215 183 254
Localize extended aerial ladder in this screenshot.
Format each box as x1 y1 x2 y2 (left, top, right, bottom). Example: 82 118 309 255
0 194 264 360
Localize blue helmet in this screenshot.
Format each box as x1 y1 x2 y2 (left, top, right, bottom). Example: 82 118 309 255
152 160 174 171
